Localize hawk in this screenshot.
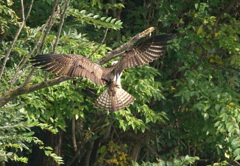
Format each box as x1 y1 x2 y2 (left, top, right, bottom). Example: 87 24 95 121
31 34 174 111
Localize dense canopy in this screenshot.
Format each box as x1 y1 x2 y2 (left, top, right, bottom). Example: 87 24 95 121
0 0 239 166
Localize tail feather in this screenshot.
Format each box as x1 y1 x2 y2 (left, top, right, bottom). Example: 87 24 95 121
95 88 135 112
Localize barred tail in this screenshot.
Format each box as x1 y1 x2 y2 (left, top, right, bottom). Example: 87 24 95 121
95 88 135 112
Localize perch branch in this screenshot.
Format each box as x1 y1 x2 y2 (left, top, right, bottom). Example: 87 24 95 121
97 27 155 64
0 77 71 108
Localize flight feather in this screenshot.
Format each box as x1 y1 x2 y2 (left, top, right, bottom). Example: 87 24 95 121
31 34 174 111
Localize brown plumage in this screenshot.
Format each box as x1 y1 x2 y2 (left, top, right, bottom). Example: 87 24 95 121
31 34 174 111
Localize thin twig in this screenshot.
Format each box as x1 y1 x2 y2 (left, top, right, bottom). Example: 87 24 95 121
112 122 122 143
10 18 53 87
216 0 239 23
233 160 240 166
53 0 71 53
212 64 240 74
39 0 60 53
89 28 109 59
23 67 35 87
0 0 26 79
37 0 61 82
10 65 32 87
25 0 35 20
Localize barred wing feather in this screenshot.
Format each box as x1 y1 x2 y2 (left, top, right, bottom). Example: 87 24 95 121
31 54 105 85
116 34 174 71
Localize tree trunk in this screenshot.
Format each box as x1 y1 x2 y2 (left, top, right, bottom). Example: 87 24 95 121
131 143 142 162
29 129 63 166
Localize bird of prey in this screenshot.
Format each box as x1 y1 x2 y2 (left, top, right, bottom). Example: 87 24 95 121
31 34 174 111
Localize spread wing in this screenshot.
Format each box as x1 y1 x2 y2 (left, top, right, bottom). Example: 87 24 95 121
115 34 175 71
31 54 106 85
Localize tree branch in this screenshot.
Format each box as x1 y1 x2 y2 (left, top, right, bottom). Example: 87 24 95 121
53 0 71 53
0 0 26 79
72 116 77 152
26 0 35 20
39 0 60 53
0 77 71 108
216 0 239 23
233 160 240 166
10 0 61 87
89 28 109 59
97 27 155 64
10 25 46 87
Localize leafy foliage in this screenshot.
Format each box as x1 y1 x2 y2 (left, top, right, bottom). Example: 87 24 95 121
133 155 199 166
67 8 123 30
0 0 240 165
0 104 63 164
97 141 131 165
